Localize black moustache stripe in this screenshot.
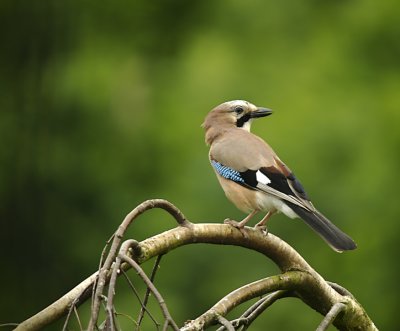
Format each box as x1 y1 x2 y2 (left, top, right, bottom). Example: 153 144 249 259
236 113 251 127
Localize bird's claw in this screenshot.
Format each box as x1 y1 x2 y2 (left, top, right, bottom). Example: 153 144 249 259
224 219 248 238
224 218 241 227
254 224 269 235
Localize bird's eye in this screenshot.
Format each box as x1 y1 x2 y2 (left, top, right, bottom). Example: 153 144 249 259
234 106 244 115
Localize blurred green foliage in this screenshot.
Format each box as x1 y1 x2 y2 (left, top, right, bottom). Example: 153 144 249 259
1 0 399 330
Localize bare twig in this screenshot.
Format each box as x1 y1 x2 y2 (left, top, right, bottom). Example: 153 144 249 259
62 288 87 331
216 315 234 331
105 239 141 331
0 323 19 328
61 299 76 331
88 199 189 331
115 311 139 327
92 233 115 304
316 302 346 331
136 254 163 330
216 290 290 331
242 290 290 327
73 306 83 331
328 281 356 299
162 320 169 331
121 269 160 328
119 254 179 331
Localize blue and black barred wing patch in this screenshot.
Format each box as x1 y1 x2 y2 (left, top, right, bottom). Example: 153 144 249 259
211 160 312 209
211 160 245 184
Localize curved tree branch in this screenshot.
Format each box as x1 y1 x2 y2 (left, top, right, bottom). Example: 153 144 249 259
14 200 378 331
182 272 302 331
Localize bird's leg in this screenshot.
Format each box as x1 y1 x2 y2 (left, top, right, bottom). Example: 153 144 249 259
224 210 258 236
254 210 276 234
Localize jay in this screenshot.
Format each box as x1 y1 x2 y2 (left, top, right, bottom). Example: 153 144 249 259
203 100 356 252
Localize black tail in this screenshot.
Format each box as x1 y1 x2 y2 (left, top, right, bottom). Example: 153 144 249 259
286 202 357 252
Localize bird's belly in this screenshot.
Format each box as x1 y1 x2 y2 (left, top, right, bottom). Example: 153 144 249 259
217 176 298 219
217 177 258 213
255 192 298 219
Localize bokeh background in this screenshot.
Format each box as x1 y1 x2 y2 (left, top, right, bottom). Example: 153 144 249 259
1 1 399 330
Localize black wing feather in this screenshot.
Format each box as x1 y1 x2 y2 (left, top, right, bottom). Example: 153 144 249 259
240 167 298 196
240 169 258 188
240 166 356 252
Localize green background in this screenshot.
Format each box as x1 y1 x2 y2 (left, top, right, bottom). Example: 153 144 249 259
1 1 399 330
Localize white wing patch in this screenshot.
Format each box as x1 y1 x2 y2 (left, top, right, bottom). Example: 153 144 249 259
256 170 271 185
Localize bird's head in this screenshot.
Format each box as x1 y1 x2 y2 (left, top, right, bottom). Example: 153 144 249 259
202 100 272 144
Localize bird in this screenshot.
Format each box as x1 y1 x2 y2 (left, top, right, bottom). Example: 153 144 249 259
202 100 356 252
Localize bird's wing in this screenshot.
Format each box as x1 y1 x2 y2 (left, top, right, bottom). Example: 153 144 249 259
211 158 313 211
259 156 316 212
210 130 314 211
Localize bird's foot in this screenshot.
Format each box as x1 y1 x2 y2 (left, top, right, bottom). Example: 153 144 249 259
224 219 248 238
254 224 269 235
253 210 274 235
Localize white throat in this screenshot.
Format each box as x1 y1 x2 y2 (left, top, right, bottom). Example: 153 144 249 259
240 119 252 132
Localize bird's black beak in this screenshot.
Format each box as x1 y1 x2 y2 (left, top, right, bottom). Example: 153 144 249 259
250 107 273 118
